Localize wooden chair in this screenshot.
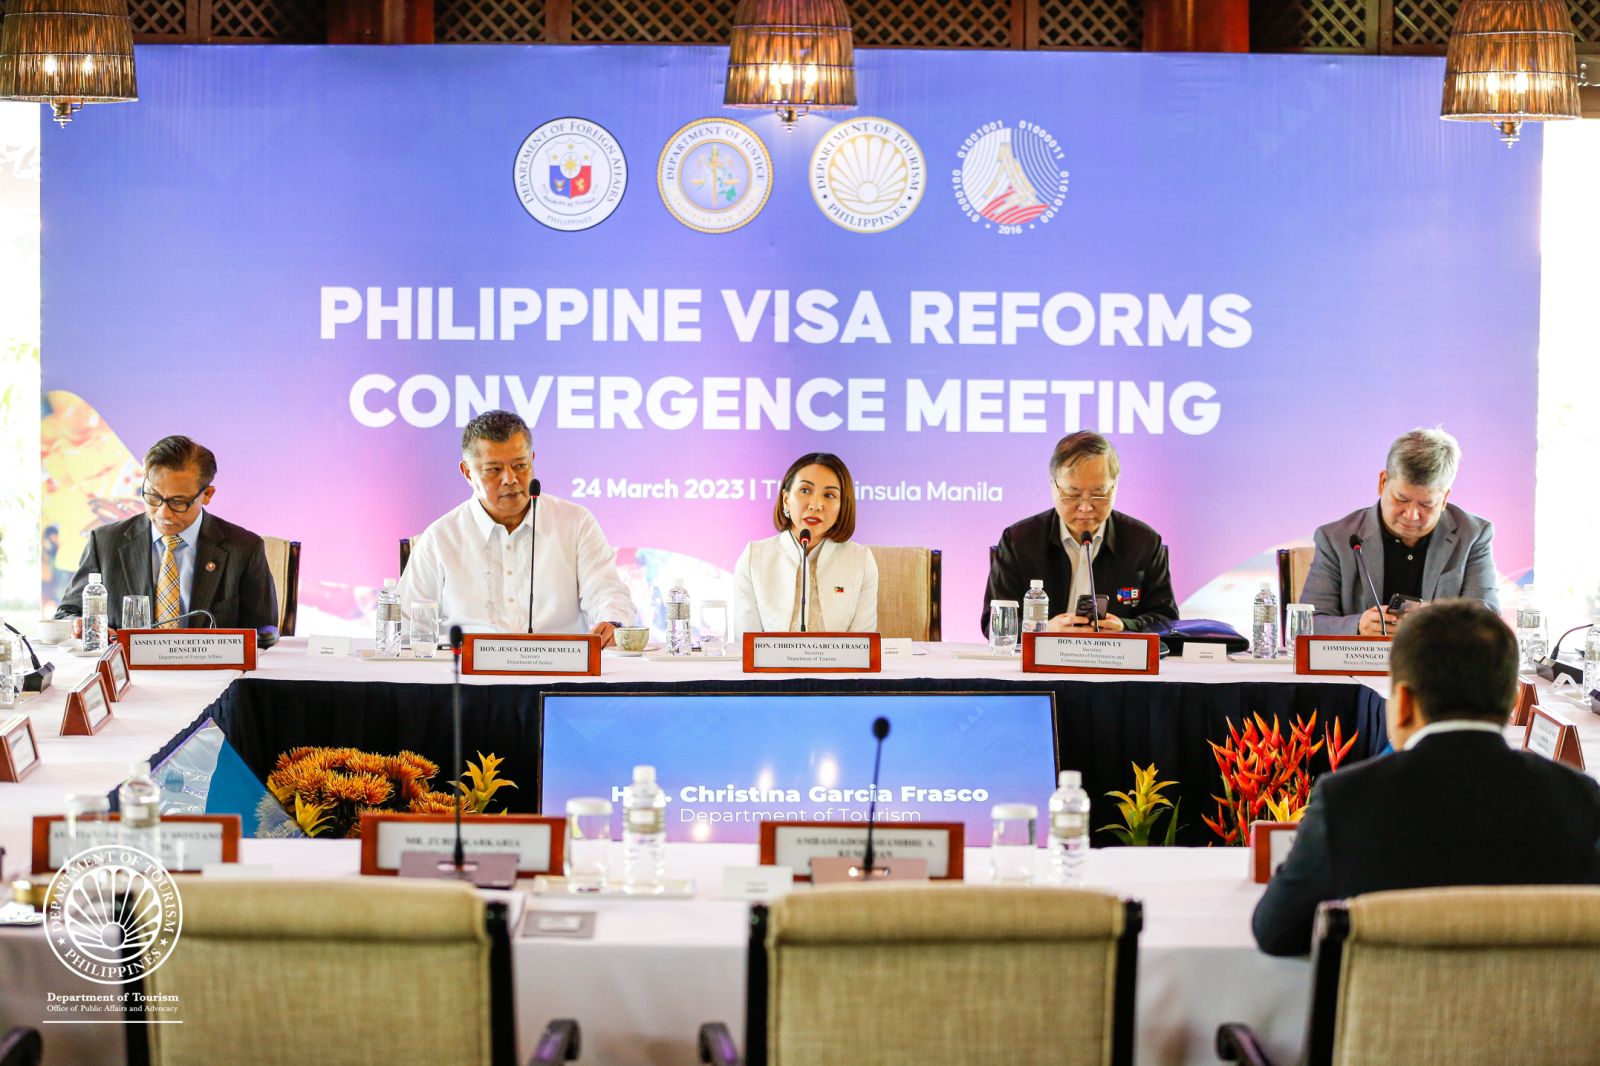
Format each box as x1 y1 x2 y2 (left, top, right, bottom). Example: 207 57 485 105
125 878 578 1066
1275 546 1314 634
700 885 1141 1066
1217 886 1600 1066
867 545 942 641
0 1028 42 1066
260 536 300 636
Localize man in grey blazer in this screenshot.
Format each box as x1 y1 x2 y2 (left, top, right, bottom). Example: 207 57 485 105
1302 428 1499 635
58 436 279 634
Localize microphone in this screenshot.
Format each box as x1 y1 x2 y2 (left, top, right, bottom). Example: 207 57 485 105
1537 623 1590 684
527 478 541 634
1348 535 1386 636
1 623 53 692
449 624 467 872
860 716 891 879
152 608 217 629
796 528 812 632
1079 530 1100 634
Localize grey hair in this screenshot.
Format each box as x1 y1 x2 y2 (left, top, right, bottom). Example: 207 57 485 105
1049 431 1121 482
461 410 531 457
1385 428 1460 490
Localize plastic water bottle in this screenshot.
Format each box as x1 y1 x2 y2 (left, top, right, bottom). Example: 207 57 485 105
1046 770 1091 886
666 577 690 656
1022 579 1050 634
621 764 667 894
82 572 109 653
0 633 17 709
1583 625 1600 699
375 578 403 657
1516 586 1547 670
1251 582 1279 659
118 761 162 860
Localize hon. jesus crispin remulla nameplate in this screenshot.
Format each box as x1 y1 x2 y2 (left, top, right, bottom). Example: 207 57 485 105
1022 632 1160 675
461 634 601 675
742 633 881 673
121 628 258 670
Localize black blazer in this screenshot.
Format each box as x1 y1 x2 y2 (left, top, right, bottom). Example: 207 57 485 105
982 508 1178 635
1252 730 1600 957
57 512 279 632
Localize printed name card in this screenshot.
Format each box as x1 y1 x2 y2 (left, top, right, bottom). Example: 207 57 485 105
33 814 242 873
1294 635 1391 676
461 634 600 676
743 633 882 673
122 629 258 671
1181 641 1228 664
97 647 131 701
1523 705 1585 771
60 674 113 736
757 820 962 881
359 813 565 875
1249 821 1298 884
1022 632 1160 675
307 635 353 658
0 714 40 782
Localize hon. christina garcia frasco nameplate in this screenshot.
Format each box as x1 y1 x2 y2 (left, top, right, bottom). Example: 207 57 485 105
1022 632 1159 675
758 820 962 881
1294 635 1391 676
121 628 258 670
461 634 601 675
742 633 882 673
358 812 565 875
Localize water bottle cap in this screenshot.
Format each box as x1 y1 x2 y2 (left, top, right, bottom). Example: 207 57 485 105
89 573 102 584
1059 770 1081 789
1029 579 1043 589
1259 582 1272 592
383 578 397 589
991 802 1037 820
129 760 151 777
566 797 613 816
632 764 656 783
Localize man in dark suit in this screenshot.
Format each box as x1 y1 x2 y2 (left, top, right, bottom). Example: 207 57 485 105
982 431 1177 635
1252 600 1600 957
58 436 279 634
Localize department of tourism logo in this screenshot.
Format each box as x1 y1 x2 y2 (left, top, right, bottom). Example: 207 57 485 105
46 845 182 985
952 120 1070 234
658 118 773 234
811 117 925 233
513 117 628 232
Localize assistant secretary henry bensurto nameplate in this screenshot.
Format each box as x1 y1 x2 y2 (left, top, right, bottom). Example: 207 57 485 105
122 629 257 670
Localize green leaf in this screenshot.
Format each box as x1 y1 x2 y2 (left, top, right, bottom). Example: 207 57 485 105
1162 797 1183 846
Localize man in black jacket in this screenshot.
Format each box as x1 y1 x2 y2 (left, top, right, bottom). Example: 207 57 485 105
1252 600 1600 957
982 431 1177 635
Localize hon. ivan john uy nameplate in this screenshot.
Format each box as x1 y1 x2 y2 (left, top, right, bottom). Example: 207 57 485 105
743 633 881 673
461 634 601 676
1023 632 1159 675
1295 635 1390 676
123 628 258 670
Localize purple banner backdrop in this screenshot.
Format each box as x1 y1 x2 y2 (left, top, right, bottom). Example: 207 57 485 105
40 47 1540 637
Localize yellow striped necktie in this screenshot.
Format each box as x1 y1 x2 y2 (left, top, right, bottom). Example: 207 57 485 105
156 534 183 627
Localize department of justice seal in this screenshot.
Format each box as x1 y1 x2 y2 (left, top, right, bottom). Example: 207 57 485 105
952 120 1069 235
513 117 628 232
46 845 182 986
811 117 925 233
657 118 773 234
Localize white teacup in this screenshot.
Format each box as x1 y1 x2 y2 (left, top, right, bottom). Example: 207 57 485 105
614 627 651 654
36 618 72 645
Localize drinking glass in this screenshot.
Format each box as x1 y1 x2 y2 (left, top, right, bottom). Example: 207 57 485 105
700 600 729 657
989 600 1021 655
408 601 440 658
64 793 112 861
565 797 613 893
989 803 1037 885
1285 604 1316 657
122 595 152 631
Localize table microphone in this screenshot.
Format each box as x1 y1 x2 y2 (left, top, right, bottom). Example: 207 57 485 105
526 478 541 634
1080 530 1101 633
152 608 217 629
1347 534 1386 636
796 528 812 632
859 716 890 879
1 622 53 692
1537 623 1590 685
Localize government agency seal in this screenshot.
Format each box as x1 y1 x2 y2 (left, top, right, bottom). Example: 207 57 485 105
46 845 183 985
953 120 1069 235
513 117 628 232
657 118 772 234
811 117 925 233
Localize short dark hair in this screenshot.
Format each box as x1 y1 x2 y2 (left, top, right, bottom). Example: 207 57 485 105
461 410 531 458
1049 431 1120 482
771 453 857 542
144 436 217 484
1390 600 1518 724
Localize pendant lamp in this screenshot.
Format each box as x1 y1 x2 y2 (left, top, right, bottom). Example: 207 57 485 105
1441 0 1579 146
0 0 137 127
725 0 855 129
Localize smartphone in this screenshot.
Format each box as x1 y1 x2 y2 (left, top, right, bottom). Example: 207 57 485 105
1075 594 1110 621
1387 593 1423 617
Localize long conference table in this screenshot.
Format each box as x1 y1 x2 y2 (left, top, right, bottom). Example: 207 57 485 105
2 638 1596 1066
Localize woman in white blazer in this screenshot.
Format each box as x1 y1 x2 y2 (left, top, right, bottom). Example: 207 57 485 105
733 453 878 635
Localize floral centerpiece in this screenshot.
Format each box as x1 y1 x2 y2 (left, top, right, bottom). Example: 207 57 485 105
1203 711 1356 846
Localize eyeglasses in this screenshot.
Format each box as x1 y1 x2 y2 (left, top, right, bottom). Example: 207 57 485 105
140 484 208 514
1052 482 1115 505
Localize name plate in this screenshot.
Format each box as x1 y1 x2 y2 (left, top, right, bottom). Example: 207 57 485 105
1022 632 1159 674
359 813 565 875
0 714 40 782
1294 635 1391 676
98 646 132 701
1249 821 1298 884
1181 641 1228 664
461 634 600 676
60 673 112 736
757 820 962 881
122 628 258 671
742 633 882 673
32 813 242 873
1523 705 1585 771
307 635 353 658
1511 676 1538 728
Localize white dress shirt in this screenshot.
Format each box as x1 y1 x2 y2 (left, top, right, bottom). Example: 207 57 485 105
148 510 205 619
1059 521 1105 615
397 495 636 634
733 533 878 636
1402 718 1508 751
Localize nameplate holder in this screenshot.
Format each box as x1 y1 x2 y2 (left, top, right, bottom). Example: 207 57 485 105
33 813 241 873
743 633 881 673
98 646 132 701
0 714 40 783
1523 705 1585 771
1022 632 1159 675
1511 676 1538 728
1294 635 1391 676
122 629 257 671
359 813 565 876
1249 821 1299 884
461 634 600 676
758 820 961 882
306 635 353 658
60 673 113 736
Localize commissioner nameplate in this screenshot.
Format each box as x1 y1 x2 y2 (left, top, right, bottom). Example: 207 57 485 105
1296 636 1391 676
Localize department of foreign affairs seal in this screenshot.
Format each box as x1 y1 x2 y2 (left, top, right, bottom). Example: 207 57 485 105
46 845 183 986
657 118 773 234
811 117 925 233
952 120 1069 235
513 117 628 232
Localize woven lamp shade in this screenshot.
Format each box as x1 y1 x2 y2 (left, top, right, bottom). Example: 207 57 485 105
1441 0 1579 142
725 0 855 124
0 0 137 125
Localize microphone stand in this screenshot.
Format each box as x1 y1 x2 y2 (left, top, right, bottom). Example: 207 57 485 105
151 608 217 629
1080 532 1101 633
526 480 542 634
797 532 812 632
857 717 890 880
1348 535 1387 636
1538 623 1590 684
1 623 53 692
449 625 468 874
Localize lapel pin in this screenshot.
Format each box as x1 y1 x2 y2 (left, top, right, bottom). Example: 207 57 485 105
205 562 217 572
833 586 845 593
